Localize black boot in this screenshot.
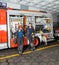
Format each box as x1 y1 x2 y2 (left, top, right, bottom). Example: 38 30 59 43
31 47 35 51
18 51 23 56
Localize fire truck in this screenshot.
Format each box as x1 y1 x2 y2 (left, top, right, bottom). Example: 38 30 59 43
0 9 54 49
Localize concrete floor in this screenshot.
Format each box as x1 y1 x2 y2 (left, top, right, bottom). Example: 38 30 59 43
0 42 59 65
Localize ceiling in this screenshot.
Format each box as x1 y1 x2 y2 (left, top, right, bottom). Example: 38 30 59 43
9 0 59 13
1 0 59 13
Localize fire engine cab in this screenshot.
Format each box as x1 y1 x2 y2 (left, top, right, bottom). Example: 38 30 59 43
0 9 54 49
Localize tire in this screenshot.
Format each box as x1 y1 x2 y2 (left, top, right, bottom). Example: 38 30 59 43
34 36 40 46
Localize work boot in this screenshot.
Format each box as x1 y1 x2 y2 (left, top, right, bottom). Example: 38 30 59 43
18 51 23 56
30 43 35 51
31 47 35 51
45 42 47 45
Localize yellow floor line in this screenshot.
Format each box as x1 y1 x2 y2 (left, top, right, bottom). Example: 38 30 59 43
23 51 32 54
0 44 59 60
0 54 19 60
35 44 59 51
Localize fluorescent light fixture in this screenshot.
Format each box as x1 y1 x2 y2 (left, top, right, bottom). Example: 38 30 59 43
22 0 30 1
28 2 34 6
40 2 47 5
10 0 20 2
47 4 54 7
31 0 40 3
46 0 54 2
19 1 27 4
54 1 59 4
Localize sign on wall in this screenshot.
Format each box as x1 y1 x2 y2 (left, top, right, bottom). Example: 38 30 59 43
0 2 7 8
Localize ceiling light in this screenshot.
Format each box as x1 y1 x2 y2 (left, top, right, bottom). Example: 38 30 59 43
31 0 40 3
19 1 27 4
10 0 20 3
28 2 35 6
46 0 54 2
40 2 47 5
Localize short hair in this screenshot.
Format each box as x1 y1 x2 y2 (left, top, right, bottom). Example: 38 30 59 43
29 23 32 24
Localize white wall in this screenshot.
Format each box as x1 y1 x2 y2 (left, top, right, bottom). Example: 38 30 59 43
29 6 39 11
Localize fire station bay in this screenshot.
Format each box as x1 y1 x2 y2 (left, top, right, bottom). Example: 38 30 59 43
0 0 59 65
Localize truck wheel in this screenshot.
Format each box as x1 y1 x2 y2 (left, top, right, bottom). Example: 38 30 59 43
34 37 40 46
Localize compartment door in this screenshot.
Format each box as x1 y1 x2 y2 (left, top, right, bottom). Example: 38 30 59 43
9 16 23 48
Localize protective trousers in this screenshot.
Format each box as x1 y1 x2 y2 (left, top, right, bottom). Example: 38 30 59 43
29 35 35 50
17 37 23 53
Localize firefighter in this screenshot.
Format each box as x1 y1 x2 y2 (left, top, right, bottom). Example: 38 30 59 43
17 24 23 55
26 23 35 51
